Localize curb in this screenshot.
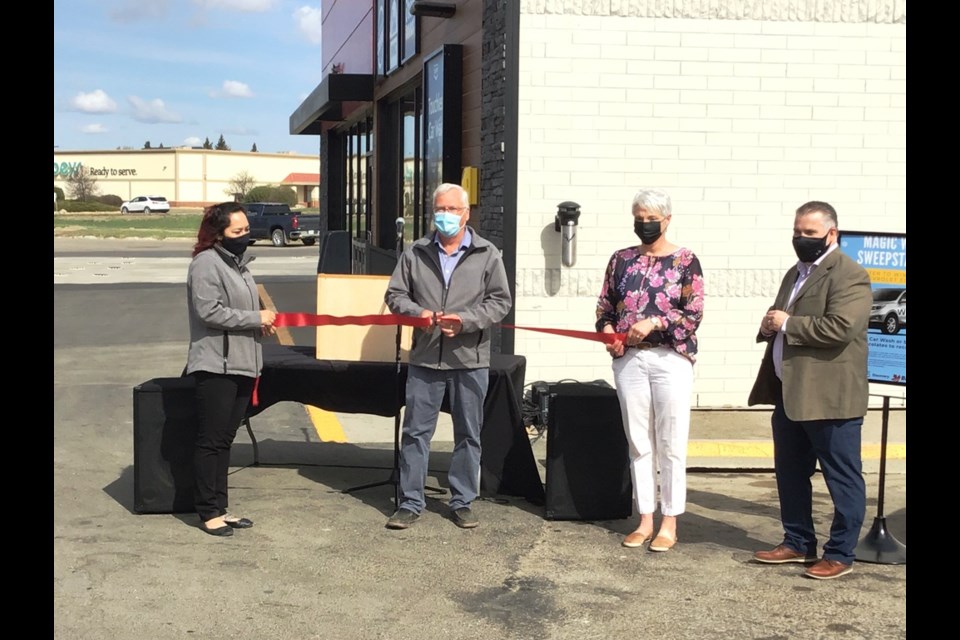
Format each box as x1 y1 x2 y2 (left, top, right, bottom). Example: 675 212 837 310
687 440 906 460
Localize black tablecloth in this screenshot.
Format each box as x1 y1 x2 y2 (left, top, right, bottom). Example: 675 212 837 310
249 344 545 504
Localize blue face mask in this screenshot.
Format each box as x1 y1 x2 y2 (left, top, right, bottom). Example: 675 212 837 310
434 211 464 237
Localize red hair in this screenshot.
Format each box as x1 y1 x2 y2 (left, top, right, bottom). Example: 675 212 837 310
192 202 247 257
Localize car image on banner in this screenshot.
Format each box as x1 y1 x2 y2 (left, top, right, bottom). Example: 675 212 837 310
870 287 906 335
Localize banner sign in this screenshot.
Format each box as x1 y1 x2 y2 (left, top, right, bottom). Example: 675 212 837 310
840 230 906 386
423 45 462 207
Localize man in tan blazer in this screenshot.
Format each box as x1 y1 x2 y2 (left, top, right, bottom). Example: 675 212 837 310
748 201 872 580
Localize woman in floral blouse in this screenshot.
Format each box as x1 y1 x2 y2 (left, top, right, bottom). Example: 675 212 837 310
596 188 705 552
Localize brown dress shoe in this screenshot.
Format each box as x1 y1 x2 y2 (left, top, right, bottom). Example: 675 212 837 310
622 530 653 548
648 533 676 552
804 559 853 580
753 544 818 564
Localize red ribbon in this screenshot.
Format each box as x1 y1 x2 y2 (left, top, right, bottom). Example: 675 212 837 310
501 324 626 345
274 312 431 328
257 314 623 408
272 313 624 344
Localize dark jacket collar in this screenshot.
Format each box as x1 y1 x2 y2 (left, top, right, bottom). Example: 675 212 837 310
213 243 255 269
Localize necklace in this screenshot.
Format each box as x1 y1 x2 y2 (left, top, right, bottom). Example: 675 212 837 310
637 255 657 292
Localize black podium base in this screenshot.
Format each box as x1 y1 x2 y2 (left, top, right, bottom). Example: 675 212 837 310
855 516 906 565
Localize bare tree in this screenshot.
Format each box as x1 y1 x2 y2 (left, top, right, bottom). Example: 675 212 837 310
65 166 100 202
226 171 257 201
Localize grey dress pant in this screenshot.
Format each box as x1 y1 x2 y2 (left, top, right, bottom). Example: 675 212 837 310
398 365 489 513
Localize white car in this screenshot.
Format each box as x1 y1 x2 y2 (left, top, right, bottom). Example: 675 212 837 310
869 287 906 335
121 195 170 214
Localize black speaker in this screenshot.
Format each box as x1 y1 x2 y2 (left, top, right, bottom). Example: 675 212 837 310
133 377 198 514
544 383 632 520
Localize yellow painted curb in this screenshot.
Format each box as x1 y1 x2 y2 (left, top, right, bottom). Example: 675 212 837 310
305 405 348 443
687 440 906 460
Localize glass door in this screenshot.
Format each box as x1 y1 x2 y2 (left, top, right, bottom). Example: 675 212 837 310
400 87 423 245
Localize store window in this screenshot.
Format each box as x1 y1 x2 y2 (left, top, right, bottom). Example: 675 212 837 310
400 89 424 245
344 117 373 241
380 86 424 249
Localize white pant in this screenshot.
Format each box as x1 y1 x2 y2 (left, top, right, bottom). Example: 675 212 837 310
612 346 694 517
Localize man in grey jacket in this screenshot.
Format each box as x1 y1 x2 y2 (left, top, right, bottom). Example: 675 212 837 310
384 183 512 530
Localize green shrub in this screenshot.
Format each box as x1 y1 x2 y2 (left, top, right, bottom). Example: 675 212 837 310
58 200 118 213
54 186 65 203
244 185 297 206
96 194 124 207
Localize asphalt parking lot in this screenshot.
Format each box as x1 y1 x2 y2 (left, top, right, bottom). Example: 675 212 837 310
54 238 906 640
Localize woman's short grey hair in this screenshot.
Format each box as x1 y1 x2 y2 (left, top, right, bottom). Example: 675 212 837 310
432 183 469 209
631 189 672 217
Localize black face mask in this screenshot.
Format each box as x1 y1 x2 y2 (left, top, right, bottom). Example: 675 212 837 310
792 234 829 263
634 219 663 245
221 233 250 257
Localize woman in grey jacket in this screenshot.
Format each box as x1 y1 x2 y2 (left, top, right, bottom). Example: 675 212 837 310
186 202 276 537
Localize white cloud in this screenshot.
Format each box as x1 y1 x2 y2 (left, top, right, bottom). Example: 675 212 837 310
128 96 182 123
71 90 118 114
193 0 278 12
294 5 322 45
81 123 109 134
210 80 254 98
183 136 204 147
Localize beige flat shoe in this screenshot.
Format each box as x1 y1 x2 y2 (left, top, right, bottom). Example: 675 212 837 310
649 533 677 552
622 530 653 548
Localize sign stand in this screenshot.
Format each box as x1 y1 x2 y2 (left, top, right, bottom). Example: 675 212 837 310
854 395 906 564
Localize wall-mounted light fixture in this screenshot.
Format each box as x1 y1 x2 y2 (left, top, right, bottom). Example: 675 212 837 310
411 2 457 18
555 201 581 267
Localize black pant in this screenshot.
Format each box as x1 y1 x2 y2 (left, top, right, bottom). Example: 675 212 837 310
191 372 255 521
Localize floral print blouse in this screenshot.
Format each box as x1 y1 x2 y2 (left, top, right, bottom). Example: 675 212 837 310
595 246 705 362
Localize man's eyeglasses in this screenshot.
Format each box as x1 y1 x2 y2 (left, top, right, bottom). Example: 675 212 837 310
435 206 466 213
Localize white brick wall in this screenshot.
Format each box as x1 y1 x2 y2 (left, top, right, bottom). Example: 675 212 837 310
515 7 906 407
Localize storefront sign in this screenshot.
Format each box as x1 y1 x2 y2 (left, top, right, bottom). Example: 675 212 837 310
376 0 385 76
54 159 141 178
402 0 418 63
388 0 400 73
839 230 907 386
55 162 138 178
422 45 462 205
54 161 82 177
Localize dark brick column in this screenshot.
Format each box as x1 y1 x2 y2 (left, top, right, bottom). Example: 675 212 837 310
481 0 518 354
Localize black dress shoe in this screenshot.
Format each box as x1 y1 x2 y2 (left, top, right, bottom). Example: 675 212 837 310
200 523 234 537
223 516 254 529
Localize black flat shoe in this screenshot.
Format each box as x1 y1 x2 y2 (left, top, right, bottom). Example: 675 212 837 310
200 523 234 537
223 516 253 529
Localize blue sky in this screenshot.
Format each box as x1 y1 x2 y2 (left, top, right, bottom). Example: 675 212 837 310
54 0 324 155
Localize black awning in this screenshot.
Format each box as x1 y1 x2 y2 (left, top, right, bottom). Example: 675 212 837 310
289 74 374 135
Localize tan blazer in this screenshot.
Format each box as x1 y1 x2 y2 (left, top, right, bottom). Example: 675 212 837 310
748 247 872 421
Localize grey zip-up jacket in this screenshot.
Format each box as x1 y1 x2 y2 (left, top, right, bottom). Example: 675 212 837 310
385 230 512 370
185 245 263 378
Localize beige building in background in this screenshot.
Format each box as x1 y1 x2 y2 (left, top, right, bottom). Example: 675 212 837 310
53 148 320 207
